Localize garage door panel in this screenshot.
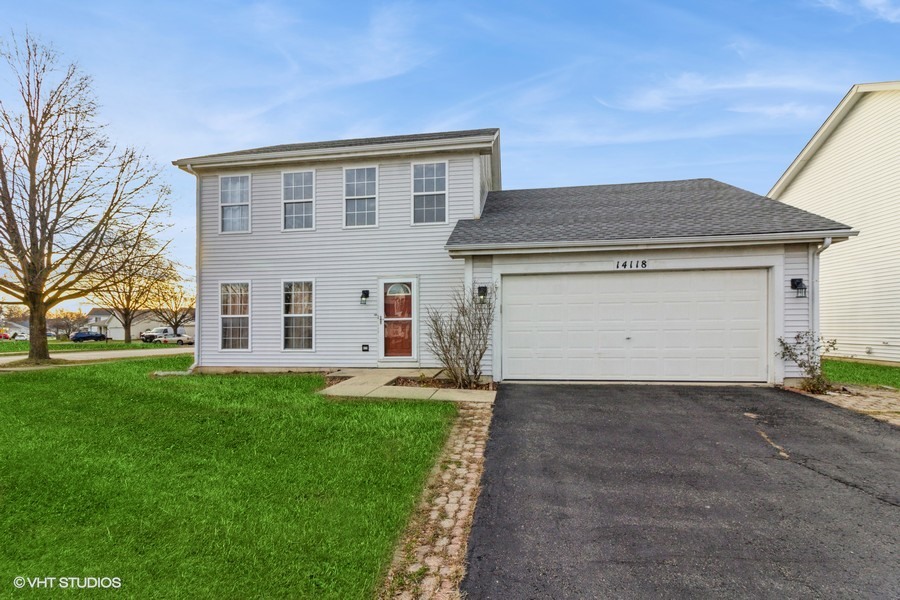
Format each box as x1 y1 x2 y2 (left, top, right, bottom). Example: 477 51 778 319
502 270 768 382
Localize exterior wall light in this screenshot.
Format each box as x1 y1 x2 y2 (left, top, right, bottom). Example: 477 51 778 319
477 286 488 304
790 278 808 298
360 290 369 305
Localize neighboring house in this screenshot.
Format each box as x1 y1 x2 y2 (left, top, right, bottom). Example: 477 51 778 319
770 81 900 363
86 308 195 340
0 320 29 337
174 129 854 384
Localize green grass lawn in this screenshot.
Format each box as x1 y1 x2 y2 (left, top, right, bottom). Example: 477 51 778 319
823 358 900 388
0 340 179 354
0 356 455 598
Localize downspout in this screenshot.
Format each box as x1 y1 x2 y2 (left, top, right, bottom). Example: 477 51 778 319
812 237 832 338
184 163 201 372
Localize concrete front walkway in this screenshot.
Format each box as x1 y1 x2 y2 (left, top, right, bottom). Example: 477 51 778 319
0 345 194 366
320 368 495 403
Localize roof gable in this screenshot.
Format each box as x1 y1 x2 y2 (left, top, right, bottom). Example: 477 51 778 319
769 81 900 198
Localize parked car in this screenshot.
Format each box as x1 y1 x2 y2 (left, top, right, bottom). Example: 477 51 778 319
153 333 193 346
71 331 106 343
11 332 29 341
140 326 184 343
0 333 9 340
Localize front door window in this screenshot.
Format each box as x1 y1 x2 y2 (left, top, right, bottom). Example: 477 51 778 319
384 282 413 357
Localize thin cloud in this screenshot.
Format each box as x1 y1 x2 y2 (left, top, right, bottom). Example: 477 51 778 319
604 72 845 112
815 0 900 22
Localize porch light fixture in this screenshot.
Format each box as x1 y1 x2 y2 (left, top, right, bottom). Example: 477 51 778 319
790 278 808 298
477 286 488 305
360 290 369 305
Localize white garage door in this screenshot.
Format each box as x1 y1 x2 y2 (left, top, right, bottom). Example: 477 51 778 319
502 269 768 382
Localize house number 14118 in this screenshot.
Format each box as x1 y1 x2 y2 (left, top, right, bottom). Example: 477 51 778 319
616 259 648 269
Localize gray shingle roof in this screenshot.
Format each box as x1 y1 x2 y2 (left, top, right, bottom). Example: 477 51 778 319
177 128 499 162
447 178 851 248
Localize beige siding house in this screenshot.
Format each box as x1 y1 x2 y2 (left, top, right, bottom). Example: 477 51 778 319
770 81 900 363
175 129 854 384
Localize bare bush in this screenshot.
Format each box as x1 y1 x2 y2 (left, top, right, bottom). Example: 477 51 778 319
425 285 496 389
777 331 837 394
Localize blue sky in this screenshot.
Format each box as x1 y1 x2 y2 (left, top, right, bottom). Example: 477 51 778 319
5 0 900 290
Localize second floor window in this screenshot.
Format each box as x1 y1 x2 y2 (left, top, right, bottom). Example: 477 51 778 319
283 171 314 230
413 162 447 224
345 167 377 227
220 175 250 232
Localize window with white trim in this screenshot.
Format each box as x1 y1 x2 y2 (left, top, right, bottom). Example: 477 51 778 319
283 171 314 230
345 167 377 227
413 162 447 224
220 175 250 232
220 282 249 349
283 281 313 350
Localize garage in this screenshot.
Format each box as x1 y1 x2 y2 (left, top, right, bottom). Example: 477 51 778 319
501 269 769 382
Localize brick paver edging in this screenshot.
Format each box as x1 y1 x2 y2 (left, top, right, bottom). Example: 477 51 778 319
379 402 492 600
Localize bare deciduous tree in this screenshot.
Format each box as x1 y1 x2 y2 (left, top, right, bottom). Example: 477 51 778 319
425 285 496 389
48 308 88 337
0 33 170 360
150 282 195 336
88 241 176 342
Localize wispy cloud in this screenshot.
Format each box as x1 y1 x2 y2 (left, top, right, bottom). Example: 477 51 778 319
603 72 845 112
815 0 900 22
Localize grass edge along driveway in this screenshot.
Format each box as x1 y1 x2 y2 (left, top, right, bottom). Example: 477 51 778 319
824 358 900 389
0 355 456 599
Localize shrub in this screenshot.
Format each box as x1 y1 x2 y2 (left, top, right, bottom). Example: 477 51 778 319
425 285 496 389
776 331 837 394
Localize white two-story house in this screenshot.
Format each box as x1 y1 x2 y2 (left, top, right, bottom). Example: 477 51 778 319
174 128 854 384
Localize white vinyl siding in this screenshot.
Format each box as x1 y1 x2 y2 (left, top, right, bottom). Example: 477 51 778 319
783 244 811 378
220 175 250 232
220 282 250 350
283 281 314 350
283 171 315 230
196 156 474 370
777 89 900 362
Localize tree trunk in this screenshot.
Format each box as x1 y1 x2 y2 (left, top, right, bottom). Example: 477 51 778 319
122 314 133 343
28 303 50 360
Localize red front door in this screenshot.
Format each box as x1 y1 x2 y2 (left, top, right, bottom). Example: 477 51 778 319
383 282 413 357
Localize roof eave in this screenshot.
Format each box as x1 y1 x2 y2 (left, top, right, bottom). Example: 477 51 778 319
173 132 499 172
446 229 857 256
769 81 900 198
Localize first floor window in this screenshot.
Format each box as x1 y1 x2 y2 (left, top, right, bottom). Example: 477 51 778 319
221 282 249 349
284 281 313 350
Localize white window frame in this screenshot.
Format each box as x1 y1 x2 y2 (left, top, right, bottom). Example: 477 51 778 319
282 279 315 352
218 174 252 234
219 281 251 352
343 165 379 229
281 170 316 232
410 160 449 226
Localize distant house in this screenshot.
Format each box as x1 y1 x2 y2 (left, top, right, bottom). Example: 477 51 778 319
87 308 195 340
0 319 29 337
173 128 854 384
770 81 899 363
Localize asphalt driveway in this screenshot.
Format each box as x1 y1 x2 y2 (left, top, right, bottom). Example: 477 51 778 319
462 385 900 599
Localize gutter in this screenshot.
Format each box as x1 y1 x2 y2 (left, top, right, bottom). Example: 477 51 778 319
183 163 201 372
446 229 857 256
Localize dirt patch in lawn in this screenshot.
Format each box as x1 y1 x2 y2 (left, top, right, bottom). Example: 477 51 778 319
324 375 353 387
390 374 495 392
